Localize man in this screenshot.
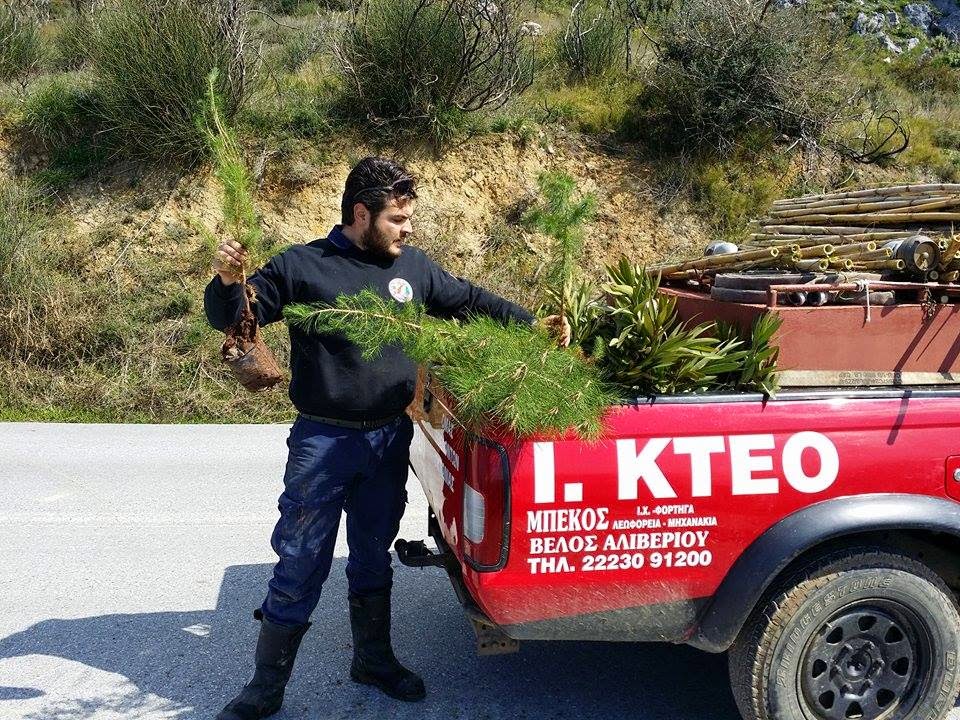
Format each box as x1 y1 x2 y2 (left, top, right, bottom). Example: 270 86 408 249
205 156 568 720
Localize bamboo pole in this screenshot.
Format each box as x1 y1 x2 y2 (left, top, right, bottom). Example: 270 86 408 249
774 190 954 205
757 225 916 237
795 244 835 258
751 233 895 245
771 194 957 212
777 212 960 225
832 241 878 257
858 248 895 261
854 259 907 271
713 255 787 272
874 198 960 215
794 259 829 272
770 197 959 218
772 184 960 205
828 258 855 271
831 231 926 243
660 268 704 281
649 247 780 276
749 235 830 247
939 234 960 271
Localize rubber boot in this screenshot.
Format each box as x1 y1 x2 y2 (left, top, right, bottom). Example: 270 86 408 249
348 590 426 701
216 613 310 720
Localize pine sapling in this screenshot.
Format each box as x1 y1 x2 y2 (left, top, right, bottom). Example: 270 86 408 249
523 172 596 342
201 68 282 391
284 290 616 438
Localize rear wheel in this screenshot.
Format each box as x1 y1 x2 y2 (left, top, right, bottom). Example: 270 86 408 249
729 550 960 720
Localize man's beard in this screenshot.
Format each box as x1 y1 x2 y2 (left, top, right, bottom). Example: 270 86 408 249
361 223 399 259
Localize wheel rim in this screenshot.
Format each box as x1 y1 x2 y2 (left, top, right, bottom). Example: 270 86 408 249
798 600 930 720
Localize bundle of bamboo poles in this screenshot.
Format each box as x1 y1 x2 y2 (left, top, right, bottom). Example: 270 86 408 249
766 183 960 223
747 184 960 251
648 184 960 290
648 241 908 281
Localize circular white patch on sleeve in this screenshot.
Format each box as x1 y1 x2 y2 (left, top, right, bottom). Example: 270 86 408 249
388 277 414 303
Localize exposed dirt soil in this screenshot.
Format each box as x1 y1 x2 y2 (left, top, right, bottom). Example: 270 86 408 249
9 129 713 292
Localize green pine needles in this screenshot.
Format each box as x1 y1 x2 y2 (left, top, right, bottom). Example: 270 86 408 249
200 68 267 273
284 291 616 438
523 171 596 318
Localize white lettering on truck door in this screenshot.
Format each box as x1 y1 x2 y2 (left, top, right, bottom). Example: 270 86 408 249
730 434 778 495
671 436 726 497
616 438 677 500
782 431 840 493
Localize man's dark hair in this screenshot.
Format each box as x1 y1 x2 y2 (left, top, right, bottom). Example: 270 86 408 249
341 156 417 225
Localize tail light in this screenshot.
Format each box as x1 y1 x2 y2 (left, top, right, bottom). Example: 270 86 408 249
462 438 511 571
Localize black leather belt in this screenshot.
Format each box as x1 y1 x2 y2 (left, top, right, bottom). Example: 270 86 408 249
298 412 403 430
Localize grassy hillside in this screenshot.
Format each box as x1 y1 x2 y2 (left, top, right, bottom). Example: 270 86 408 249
2 0 960 422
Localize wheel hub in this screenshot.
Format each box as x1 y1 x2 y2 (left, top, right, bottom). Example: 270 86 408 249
829 640 884 695
800 605 922 720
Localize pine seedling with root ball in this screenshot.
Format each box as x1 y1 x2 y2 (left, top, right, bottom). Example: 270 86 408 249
200 67 282 390
283 290 616 438
200 68 269 275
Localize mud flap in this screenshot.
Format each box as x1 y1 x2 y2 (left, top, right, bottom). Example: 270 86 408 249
466 608 519 655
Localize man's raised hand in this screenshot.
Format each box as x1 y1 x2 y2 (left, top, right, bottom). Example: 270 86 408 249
212 239 248 285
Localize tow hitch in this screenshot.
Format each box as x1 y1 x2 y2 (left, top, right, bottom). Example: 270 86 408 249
395 538 449 568
395 537 520 655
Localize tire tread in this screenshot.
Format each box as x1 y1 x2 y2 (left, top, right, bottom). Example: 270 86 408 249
728 548 960 720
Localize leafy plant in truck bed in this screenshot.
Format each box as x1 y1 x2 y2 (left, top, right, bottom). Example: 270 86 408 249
577 259 781 396
283 291 616 439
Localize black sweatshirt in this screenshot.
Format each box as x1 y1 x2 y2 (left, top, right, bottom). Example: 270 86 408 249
204 225 535 421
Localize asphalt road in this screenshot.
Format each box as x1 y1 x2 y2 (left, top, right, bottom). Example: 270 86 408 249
0 421 912 720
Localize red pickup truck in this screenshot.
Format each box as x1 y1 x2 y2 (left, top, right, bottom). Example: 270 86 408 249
398 372 960 720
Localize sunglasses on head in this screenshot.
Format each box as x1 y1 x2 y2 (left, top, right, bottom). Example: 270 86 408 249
353 177 417 202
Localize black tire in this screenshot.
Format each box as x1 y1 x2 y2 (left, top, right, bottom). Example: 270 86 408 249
728 549 960 720
714 273 823 290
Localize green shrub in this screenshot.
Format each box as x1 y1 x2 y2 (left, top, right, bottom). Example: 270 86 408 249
154 291 195 320
242 62 337 139
897 114 960 181
262 0 331 12
16 72 107 189
557 2 627 81
536 76 642 133
935 127 960 151
0 178 76 363
0 179 49 301
85 0 253 161
273 29 323 73
51 11 91 69
262 0 306 12
690 154 784 239
889 52 960 96
19 72 101 147
337 0 534 144
626 0 851 153
0 6 44 83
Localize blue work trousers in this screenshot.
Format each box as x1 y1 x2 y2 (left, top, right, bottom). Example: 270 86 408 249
260 413 414 626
